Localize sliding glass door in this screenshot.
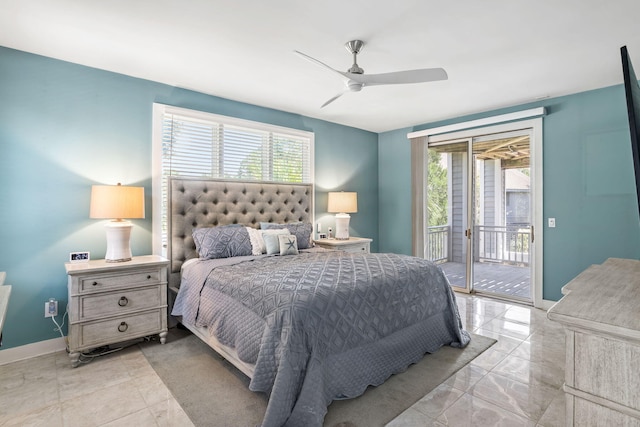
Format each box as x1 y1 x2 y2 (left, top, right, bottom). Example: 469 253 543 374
426 139 473 292
426 131 533 303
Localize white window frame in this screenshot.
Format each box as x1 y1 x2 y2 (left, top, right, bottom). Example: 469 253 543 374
151 103 315 257
408 107 545 307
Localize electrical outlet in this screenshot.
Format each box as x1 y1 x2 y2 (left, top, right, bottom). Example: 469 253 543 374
44 299 58 318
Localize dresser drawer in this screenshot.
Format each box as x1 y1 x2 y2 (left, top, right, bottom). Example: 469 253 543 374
76 268 163 294
75 309 165 349
76 286 166 321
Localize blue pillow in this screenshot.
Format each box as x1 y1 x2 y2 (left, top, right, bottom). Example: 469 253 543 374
262 229 291 255
260 222 313 249
192 225 252 259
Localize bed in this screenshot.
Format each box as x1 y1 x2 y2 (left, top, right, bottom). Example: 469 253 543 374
168 177 470 427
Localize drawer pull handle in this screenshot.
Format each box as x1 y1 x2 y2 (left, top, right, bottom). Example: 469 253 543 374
118 322 128 332
147 275 152 279
92 281 98 286
118 296 129 307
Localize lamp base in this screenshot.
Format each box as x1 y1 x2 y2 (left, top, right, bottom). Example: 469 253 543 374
334 213 351 240
104 221 133 262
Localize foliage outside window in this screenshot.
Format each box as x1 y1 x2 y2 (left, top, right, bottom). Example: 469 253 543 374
427 149 448 227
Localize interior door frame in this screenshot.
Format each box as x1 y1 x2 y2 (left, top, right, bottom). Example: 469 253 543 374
409 109 544 308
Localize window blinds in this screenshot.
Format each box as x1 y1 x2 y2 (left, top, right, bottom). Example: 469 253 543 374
161 113 312 183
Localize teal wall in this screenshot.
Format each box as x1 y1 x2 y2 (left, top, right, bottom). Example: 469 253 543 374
3 43 640 351
0 47 378 350
378 87 640 301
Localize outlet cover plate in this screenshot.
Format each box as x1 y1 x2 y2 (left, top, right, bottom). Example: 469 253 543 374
44 301 58 318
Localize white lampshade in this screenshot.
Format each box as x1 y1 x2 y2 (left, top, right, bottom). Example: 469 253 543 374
327 192 357 214
90 183 145 262
327 192 357 240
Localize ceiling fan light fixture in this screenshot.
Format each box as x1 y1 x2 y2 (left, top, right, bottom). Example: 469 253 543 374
347 80 363 92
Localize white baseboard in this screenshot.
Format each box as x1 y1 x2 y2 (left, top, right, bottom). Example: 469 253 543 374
0 336 67 365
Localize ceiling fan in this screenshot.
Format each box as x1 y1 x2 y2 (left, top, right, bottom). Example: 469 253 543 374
294 40 448 108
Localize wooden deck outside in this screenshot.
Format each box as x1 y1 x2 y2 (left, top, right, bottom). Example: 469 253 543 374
438 261 531 300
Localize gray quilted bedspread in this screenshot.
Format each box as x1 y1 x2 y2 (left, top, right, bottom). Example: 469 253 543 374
172 251 470 427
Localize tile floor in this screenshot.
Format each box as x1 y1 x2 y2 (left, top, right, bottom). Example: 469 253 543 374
0 293 565 426
388 294 566 427
0 340 194 426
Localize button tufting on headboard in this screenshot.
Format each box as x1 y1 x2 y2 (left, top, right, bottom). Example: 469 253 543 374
167 177 313 281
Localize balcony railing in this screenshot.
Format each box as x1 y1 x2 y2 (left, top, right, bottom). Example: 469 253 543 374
427 224 530 266
475 225 530 266
427 225 449 263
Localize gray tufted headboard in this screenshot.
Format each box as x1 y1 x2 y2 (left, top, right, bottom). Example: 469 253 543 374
168 177 314 287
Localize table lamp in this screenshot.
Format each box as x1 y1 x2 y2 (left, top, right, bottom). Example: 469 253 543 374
327 191 357 240
90 183 145 262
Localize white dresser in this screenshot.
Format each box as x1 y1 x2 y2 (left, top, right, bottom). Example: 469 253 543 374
65 255 169 367
547 258 640 426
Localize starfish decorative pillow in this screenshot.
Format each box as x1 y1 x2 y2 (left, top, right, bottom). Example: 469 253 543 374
278 234 299 256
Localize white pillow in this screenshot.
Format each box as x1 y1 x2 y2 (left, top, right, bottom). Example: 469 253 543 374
246 227 265 256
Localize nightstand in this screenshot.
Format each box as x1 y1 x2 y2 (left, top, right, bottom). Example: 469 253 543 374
313 237 372 253
65 255 169 368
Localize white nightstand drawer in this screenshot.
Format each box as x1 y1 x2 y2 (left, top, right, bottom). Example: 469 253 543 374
341 245 369 253
77 268 163 294
77 286 165 321
313 237 372 253
75 309 165 349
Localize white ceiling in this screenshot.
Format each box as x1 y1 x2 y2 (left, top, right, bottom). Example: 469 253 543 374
2 0 640 133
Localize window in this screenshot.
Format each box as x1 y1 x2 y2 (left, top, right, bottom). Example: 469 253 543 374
152 104 314 255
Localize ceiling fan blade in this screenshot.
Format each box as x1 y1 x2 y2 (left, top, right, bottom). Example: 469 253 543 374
294 50 348 80
321 92 345 108
350 68 448 86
